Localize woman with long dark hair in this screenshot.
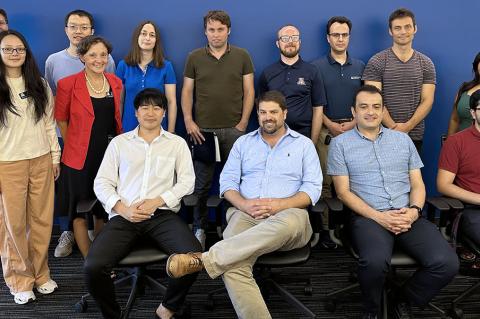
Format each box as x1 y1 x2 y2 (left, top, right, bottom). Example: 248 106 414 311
116 20 177 132
55 35 122 258
447 52 480 135
0 30 61 304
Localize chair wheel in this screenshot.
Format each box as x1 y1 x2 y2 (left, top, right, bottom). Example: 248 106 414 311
325 299 337 312
74 299 88 313
304 285 313 296
448 307 464 319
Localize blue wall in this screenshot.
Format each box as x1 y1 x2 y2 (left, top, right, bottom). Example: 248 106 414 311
5 0 480 195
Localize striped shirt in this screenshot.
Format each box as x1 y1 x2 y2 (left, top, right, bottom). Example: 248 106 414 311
362 48 436 141
327 126 423 211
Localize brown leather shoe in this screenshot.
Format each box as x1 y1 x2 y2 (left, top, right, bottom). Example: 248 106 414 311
166 252 203 278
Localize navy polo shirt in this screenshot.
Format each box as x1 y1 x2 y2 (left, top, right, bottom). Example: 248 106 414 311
258 57 326 134
312 53 364 120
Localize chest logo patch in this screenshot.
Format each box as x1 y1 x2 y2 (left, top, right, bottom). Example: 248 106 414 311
297 77 306 86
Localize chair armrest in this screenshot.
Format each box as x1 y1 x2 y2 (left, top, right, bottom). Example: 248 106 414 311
441 197 464 210
182 194 199 207
207 196 223 208
425 196 450 222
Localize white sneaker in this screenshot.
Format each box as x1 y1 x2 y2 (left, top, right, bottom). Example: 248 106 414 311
12 291 36 304
88 230 95 242
195 229 206 251
54 231 74 257
36 279 58 295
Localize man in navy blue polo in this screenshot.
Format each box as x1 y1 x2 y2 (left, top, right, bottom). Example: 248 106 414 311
312 16 364 248
258 24 325 144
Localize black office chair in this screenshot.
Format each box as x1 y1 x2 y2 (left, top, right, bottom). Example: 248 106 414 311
438 197 480 319
324 197 451 319
74 199 171 319
206 201 326 319
182 194 225 240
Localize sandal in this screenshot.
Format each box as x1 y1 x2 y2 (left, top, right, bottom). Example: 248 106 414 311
458 247 476 262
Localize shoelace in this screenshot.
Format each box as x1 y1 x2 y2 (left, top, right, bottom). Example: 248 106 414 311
188 254 203 268
396 302 412 317
58 232 73 245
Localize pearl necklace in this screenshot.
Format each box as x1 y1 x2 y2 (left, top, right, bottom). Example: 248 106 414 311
85 72 106 94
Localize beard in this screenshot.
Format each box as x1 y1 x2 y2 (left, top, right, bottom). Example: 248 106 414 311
261 120 281 134
280 45 299 58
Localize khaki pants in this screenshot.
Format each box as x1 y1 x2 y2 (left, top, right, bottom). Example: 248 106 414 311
0 154 54 293
202 207 312 319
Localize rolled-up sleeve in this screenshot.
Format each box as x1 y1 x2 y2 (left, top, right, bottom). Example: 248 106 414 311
219 139 243 197
298 140 322 205
94 141 121 214
160 139 195 211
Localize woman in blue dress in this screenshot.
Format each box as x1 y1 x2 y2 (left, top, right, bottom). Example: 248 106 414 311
116 20 177 132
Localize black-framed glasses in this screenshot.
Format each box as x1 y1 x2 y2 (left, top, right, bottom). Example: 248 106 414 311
278 35 300 43
329 33 350 39
1 47 26 55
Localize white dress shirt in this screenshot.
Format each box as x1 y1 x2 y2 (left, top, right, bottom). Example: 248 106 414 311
94 127 195 219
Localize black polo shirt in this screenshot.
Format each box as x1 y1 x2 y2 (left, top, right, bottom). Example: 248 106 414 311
258 57 325 135
311 53 364 120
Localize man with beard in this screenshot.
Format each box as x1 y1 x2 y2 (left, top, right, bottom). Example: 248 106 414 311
181 10 255 249
259 24 325 145
166 91 322 319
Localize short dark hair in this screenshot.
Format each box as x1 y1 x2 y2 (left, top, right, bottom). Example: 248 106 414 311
353 85 383 107
469 90 480 110
389 8 416 29
134 88 167 111
76 35 112 56
326 16 352 35
65 9 94 28
257 91 287 111
204 10 231 29
0 8 8 23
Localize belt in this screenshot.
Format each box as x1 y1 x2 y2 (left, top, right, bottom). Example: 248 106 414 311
331 118 353 124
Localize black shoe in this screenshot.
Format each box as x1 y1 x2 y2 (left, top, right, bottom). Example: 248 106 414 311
392 301 413 319
362 313 377 319
320 230 338 249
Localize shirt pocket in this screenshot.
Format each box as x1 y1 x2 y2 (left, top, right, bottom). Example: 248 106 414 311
155 156 175 182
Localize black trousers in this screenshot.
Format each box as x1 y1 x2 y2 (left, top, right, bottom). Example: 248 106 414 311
461 205 480 245
350 215 459 315
84 210 202 319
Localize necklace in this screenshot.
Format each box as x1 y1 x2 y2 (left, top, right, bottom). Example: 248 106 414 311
85 72 106 94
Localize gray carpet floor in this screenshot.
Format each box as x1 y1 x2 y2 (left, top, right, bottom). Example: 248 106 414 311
0 231 479 319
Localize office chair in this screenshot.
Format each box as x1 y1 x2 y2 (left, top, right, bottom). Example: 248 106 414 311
324 197 451 318
74 199 172 319
439 197 480 319
206 201 326 319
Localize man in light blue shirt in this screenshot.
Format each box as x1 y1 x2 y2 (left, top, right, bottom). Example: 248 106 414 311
327 85 458 319
166 91 322 319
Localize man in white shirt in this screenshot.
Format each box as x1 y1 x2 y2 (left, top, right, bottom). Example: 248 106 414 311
85 88 200 319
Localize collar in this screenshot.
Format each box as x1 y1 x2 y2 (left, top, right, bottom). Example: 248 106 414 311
279 56 303 69
205 43 231 57
327 52 352 65
252 124 301 138
353 125 385 140
127 126 172 140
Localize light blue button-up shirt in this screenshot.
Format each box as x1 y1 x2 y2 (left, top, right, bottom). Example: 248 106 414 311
220 126 322 205
327 126 423 211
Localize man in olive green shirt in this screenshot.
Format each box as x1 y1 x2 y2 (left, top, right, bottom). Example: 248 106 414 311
181 10 255 249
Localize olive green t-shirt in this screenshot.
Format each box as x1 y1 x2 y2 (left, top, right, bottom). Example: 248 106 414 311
184 45 254 128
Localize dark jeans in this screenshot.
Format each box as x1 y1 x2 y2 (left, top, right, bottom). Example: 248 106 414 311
350 214 459 315
193 127 243 230
413 139 423 157
84 210 202 319
461 205 480 245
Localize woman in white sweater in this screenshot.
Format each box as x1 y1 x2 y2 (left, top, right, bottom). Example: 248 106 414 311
0 30 61 305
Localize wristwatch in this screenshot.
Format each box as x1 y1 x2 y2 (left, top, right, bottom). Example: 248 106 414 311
409 205 423 218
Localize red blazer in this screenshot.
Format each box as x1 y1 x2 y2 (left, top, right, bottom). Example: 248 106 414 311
55 71 123 170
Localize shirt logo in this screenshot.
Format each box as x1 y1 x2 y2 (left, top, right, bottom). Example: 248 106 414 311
350 76 361 80
297 77 306 86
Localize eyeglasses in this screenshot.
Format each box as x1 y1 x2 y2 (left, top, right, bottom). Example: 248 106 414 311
329 33 350 39
1 47 26 55
66 24 92 32
278 35 300 43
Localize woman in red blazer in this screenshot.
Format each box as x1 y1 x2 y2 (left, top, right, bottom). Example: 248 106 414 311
55 35 122 258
